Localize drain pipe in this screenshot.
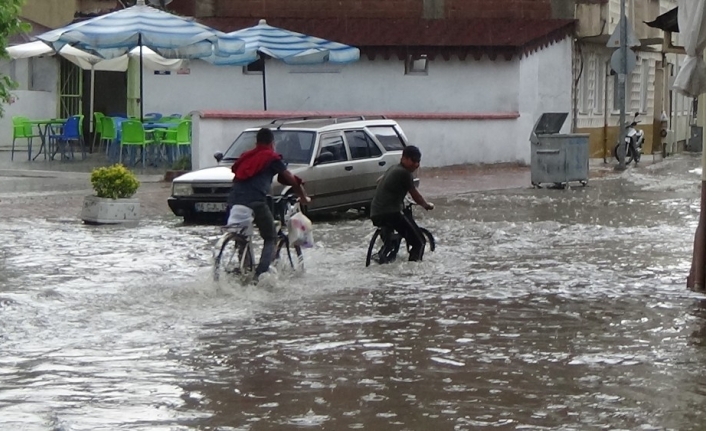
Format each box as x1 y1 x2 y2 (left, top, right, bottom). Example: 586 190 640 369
603 59 610 163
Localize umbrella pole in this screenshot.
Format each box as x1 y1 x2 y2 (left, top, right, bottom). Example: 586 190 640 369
90 65 96 152
139 34 144 122
262 56 267 111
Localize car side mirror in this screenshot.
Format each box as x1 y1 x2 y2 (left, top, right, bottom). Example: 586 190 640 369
214 151 224 162
315 151 334 165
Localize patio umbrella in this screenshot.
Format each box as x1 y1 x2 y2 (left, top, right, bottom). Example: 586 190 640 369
204 19 360 110
8 41 186 133
674 0 706 291
36 0 244 121
673 0 706 97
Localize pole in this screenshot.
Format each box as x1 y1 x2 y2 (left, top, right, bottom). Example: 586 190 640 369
139 34 144 122
688 93 706 291
89 65 95 152
89 66 95 133
261 56 267 111
616 0 628 170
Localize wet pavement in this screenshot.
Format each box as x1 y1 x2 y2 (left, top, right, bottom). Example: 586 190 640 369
2 152 706 430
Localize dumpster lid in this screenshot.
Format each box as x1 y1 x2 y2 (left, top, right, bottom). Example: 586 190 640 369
533 112 568 135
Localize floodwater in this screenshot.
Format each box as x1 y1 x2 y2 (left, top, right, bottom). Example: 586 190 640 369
2 157 706 430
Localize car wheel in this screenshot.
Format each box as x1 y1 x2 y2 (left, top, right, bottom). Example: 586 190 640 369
183 212 198 224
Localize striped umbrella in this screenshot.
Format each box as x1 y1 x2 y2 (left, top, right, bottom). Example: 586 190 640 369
205 19 360 110
37 0 244 121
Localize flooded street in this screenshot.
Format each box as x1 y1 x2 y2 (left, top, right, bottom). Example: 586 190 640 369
3 156 706 430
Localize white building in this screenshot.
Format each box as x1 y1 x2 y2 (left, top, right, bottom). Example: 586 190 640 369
2 17 575 169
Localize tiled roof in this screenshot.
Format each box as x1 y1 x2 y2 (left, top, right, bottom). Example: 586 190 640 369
200 17 575 60
9 17 53 45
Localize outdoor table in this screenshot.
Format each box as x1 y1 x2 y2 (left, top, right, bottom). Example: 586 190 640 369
144 122 180 166
110 118 168 167
29 118 66 160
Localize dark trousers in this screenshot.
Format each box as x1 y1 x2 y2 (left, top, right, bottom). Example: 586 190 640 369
371 212 425 261
227 199 276 276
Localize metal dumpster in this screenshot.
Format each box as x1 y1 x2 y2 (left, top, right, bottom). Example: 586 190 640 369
530 112 589 188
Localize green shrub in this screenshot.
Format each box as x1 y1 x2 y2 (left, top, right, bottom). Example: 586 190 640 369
90 164 140 199
171 155 192 171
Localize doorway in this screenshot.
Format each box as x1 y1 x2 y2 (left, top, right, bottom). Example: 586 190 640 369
81 69 127 139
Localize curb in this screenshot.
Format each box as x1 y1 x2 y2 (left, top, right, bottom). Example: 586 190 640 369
0 168 164 183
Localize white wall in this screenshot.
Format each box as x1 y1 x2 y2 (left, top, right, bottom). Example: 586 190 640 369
191 116 256 169
397 118 522 167
517 38 573 162
141 55 520 114
163 38 572 169
0 57 59 147
191 115 522 170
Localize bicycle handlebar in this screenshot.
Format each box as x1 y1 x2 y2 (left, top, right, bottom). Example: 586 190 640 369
404 197 433 210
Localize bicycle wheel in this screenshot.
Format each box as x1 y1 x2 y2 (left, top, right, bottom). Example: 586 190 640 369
405 228 436 260
365 229 382 267
213 234 253 281
274 235 304 271
366 229 399 266
420 228 436 253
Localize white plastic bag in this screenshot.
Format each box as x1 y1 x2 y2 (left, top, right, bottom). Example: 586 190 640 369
226 205 254 235
288 212 314 248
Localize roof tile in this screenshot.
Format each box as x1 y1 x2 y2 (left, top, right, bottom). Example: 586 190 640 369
200 17 575 49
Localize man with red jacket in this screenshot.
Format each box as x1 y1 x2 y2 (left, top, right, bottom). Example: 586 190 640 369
228 128 311 278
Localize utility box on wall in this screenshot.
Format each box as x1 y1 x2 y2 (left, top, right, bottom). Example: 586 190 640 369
530 113 590 188
688 125 703 153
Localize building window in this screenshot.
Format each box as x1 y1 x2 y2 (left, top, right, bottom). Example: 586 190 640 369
243 57 264 75
594 60 604 114
579 55 596 115
405 54 428 75
613 72 632 112
640 59 650 114
0 60 16 83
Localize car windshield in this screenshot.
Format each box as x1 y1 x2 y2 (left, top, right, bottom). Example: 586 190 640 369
223 130 316 165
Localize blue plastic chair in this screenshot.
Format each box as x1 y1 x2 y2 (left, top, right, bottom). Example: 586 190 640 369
144 112 162 121
49 115 85 160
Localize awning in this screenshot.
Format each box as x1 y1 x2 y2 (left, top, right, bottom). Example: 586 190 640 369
645 7 679 33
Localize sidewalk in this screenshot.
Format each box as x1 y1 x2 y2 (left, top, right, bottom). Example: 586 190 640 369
0 150 165 183
417 154 664 197
0 150 663 197
0 151 666 220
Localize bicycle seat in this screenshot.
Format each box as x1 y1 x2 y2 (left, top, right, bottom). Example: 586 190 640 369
221 224 251 238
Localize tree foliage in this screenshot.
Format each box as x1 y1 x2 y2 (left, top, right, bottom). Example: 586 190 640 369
0 0 29 118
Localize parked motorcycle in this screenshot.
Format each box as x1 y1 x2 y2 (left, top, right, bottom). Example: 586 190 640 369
613 112 644 165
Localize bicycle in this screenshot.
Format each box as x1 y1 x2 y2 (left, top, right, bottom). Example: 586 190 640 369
213 195 304 282
365 199 436 267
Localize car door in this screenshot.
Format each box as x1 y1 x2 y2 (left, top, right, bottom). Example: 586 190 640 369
343 129 387 205
307 132 353 210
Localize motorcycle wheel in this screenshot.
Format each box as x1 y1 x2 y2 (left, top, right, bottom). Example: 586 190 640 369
613 143 635 165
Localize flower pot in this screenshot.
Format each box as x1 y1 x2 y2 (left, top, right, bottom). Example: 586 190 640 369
80 195 140 225
164 170 190 182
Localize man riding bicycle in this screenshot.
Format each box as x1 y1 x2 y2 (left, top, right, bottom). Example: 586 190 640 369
228 127 311 278
370 145 433 262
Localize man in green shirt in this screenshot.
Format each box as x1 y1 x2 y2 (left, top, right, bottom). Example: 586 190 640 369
370 146 434 262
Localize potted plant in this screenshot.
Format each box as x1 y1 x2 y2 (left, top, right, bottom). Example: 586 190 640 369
80 164 141 224
164 154 192 182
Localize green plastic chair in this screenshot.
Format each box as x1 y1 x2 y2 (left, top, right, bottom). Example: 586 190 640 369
160 119 191 165
120 120 154 168
91 112 105 153
99 116 118 157
11 116 41 161
158 115 181 124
